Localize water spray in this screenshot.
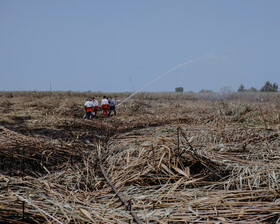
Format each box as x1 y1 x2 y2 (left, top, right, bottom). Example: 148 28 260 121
117 54 217 106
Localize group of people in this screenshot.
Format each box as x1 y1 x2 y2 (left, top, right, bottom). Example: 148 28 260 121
84 96 116 119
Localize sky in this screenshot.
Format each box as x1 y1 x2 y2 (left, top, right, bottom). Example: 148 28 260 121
0 0 279 92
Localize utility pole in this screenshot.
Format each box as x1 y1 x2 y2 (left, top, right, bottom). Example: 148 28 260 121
129 76 136 92
50 79 52 92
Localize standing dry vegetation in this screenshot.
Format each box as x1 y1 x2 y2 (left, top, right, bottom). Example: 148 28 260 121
0 91 279 223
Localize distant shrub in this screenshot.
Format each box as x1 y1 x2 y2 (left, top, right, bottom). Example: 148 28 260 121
248 87 257 92
237 84 245 92
260 81 278 92
238 84 258 93
175 87 184 92
199 89 213 93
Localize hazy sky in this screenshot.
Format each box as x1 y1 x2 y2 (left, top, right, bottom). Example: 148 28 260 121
0 0 279 92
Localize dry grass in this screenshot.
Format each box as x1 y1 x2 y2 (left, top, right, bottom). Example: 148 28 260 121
0 91 279 223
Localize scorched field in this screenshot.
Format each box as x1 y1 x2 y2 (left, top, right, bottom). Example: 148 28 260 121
0 91 279 224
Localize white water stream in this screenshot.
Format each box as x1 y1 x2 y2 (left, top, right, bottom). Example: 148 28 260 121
117 54 216 106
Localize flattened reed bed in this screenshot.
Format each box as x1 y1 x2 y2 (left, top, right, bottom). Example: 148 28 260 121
100 123 279 223
0 92 279 223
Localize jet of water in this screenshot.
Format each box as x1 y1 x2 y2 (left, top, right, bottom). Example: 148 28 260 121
118 54 217 106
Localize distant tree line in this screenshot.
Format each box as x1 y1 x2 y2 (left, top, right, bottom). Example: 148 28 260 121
175 81 278 93
238 81 278 92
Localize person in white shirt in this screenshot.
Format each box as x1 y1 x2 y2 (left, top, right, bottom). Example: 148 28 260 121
91 97 99 118
101 96 109 118
84 98 94 119
83 98 89 119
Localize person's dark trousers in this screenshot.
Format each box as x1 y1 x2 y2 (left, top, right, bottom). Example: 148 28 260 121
86 111 92 119
108 106 116 117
